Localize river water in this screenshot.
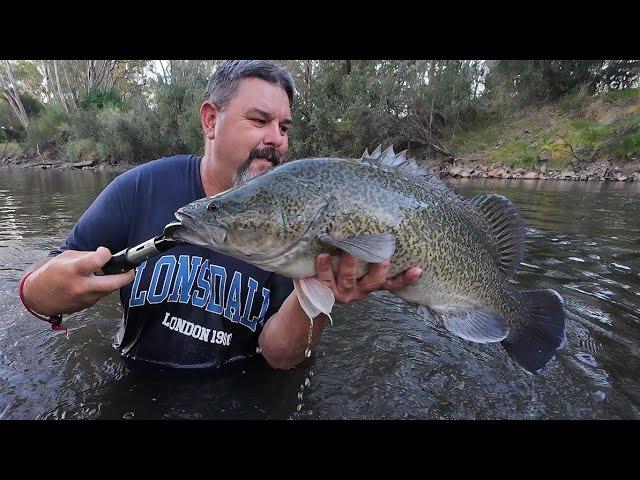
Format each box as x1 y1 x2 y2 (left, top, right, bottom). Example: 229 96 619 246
0 167 638 420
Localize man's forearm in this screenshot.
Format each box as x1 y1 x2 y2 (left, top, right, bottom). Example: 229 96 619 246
258 290 328 369
21 257 56 315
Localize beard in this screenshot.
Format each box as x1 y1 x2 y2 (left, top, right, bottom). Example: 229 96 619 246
233 146 283 187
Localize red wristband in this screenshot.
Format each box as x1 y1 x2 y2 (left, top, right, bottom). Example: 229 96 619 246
18 271 67 332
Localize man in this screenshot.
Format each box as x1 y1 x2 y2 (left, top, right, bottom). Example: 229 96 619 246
20 60 422 369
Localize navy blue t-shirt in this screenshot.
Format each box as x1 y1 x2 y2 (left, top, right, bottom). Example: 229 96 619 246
54 155 294 368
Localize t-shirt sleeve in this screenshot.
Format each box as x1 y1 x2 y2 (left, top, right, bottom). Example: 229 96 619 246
50 173 133 257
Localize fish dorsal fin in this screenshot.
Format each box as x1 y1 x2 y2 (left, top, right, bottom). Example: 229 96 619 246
468 194 525 278
359 145 461 200
360 144 428 175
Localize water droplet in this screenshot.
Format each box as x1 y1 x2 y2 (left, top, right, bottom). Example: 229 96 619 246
297 392 303 400
305 378 310 387
304 348 312 358
123 411 135 420
296 404 302 412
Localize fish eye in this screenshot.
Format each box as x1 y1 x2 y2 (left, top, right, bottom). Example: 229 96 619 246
207 201 220 212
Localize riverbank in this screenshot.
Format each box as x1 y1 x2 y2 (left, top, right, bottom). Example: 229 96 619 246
2 151 640 182
0 152 135 173
438 159 640 182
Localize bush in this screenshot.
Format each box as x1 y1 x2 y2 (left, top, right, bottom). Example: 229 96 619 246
1 142 23 157
607 130 640 158
65 138 98 162
79 87 123 110
25 107 69 149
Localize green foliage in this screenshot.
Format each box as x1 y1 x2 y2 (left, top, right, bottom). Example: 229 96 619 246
79 87 123 110
65 138 98 161
20 93 43 117
0 99 26 141
486 140 536 166
602 87 640 104
25 106 69 149
3 60 640 167
610 131 640 157
558 88 592 113
570 119 607 144
483 60 604 109
1 142 23 156
286 60 488 160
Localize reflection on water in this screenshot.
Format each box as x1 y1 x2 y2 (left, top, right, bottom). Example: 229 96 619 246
0 168 639 419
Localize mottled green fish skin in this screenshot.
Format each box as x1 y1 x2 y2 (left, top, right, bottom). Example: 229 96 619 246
178 156 524 328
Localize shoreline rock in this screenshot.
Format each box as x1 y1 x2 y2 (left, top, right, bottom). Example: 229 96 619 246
439 160 640 182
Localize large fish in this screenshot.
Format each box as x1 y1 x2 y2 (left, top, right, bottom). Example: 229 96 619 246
171 146 566 373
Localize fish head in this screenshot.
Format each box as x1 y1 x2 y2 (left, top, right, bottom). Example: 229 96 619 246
171 169 327 264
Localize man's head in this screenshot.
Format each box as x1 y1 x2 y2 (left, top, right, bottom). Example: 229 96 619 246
200 60 296 188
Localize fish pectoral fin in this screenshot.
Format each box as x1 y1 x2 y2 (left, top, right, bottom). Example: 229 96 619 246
293 277 335 325
318 232 396 263
437 307 509 343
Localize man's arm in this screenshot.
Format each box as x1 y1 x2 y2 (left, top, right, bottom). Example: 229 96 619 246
21 170 137 318
258 252 422 369
258 289 328 370
21 247 135 317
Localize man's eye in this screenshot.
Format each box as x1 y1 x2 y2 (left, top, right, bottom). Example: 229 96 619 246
280 125 289 134
252 118 266 125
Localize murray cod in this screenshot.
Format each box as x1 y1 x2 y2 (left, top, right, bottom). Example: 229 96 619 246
171 146 566 373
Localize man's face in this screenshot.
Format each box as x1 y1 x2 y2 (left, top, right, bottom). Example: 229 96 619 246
209 77 292 183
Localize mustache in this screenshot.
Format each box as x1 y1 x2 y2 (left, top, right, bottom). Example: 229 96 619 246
247 147 283 167
233 147 283 187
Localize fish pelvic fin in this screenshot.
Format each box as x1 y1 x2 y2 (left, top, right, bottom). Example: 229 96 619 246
467 194 525 278
294 277 335 325
501 288 566 373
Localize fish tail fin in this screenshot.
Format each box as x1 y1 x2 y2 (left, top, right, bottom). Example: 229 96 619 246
501 288 566 373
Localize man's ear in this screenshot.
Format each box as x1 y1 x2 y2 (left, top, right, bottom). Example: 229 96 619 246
200 101 218 140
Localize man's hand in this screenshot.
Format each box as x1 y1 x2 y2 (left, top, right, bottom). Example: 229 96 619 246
314 252 422 303
23 247 135 317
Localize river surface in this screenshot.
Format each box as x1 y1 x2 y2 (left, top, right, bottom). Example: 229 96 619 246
0 166 638 420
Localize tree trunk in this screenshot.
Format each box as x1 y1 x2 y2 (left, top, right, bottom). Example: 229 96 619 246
60 61 78 110
40 61 53 104
52 61 69 113
1 61 29 129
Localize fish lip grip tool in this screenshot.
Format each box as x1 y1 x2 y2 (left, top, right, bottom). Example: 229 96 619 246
101 221 183 275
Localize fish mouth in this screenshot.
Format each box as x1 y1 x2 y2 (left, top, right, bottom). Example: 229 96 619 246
171 211 227 247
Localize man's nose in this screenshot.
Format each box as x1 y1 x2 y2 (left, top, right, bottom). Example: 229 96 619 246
263 122 284 148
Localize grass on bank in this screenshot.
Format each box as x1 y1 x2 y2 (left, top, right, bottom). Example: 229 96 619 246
450 88 640 168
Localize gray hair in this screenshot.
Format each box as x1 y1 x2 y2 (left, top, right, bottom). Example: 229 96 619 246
204 60 295 109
